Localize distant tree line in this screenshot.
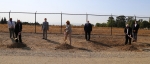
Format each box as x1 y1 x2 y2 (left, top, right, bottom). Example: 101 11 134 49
95 15 150 28
22 22 40 25
0 17 7 24
0 17 40 25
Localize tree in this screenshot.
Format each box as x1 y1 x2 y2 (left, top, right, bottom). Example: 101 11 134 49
100 23 107 27
107 16 116 27
95 23 107 27
22 22 29 25
138 19 143 28
0 18 4 24
95 23 101 27
140 20 150 28
126 16 135 27
116 15 126 28
3 17 7 24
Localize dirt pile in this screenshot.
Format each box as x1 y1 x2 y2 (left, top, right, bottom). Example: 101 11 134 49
7 43 27 48
55 44 74 50
121 45 139 51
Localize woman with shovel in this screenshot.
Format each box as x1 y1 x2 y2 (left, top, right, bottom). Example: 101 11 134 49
64 20 72 45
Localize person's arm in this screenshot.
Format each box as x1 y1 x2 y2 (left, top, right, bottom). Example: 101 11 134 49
47 22 49 31
129 27 132 36
124 28 126 34
7 21 10 28
137 24 139 30
84 24 86 31
66 25 69 33
90 24 92 31
14 24 17 31
20 23 22 32
42 22 43 30
13 21 15 28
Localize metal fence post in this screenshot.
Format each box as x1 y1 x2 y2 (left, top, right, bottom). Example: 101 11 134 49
86 13 88 22
61 12 62 34
35 11 37 33
111 14 112 36
135 15 136 21
9 10 11 19
149 17 150 23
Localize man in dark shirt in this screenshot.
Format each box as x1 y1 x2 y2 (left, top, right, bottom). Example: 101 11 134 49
124 24 132 45
84 21 92 41
15 20 22 43
132 21 139 42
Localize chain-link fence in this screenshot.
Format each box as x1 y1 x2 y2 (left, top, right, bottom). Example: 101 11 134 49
0 12 150 35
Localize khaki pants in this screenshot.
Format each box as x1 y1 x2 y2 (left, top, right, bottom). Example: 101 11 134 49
64 32 71 45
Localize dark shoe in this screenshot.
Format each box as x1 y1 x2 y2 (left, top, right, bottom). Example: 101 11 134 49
132 40 135 42
87 39 90 41
45 39 47 40
42 38 45 39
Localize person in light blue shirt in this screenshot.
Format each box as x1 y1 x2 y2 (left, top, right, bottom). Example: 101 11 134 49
42 18 49 40
7 18 15 38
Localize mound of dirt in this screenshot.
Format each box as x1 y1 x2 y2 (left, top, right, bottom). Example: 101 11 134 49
121 45 139 51
7 43 27 48
55 44 74 50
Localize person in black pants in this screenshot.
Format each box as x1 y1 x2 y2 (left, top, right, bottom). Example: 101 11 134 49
84 21 92 41
124 24 132 45
15 20 22 43
132 21 139 42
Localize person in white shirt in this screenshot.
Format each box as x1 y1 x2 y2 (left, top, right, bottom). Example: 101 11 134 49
132 21 139 42
7 18 15 38
64 20 72 45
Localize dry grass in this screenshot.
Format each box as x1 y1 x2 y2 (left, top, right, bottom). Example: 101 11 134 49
0 24 150 36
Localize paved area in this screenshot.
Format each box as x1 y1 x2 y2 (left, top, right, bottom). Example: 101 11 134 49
0 50 150 64
0 56 150 64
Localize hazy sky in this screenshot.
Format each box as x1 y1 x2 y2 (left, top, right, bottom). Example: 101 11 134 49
0 0 150 25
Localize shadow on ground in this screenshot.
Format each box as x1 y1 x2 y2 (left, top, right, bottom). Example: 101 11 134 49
77 47 92 52
8 38 31 50
55 43 92 52
47 39 60 44
89 40 111 48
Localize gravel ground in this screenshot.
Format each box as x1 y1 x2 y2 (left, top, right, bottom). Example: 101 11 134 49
0 50 150 58
0 33 150 64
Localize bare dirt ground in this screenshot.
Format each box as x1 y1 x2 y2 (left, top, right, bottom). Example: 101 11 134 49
0 32 150 64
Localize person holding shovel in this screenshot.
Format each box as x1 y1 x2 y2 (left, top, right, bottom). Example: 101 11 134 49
15 20 22 43
124 24 132 45
64 20 72 45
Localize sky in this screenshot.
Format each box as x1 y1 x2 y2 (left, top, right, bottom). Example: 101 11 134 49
0 0 150 25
